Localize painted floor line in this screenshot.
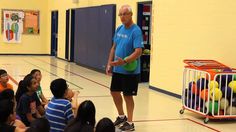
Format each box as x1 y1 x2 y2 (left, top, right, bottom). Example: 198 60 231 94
23 59 84 89
33 57 110 89
133 118 220 132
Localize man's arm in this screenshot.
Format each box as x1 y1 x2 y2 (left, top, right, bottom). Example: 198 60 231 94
106 43 116 75
123 48 142 63
110 48 143 66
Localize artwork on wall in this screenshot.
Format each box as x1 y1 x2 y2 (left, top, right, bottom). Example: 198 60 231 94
1 9 40 43
23 10 40 34
3 10 24 43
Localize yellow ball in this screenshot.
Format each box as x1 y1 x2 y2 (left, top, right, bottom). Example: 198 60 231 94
210 88 222 101
209 81 219 90
228 81 236 93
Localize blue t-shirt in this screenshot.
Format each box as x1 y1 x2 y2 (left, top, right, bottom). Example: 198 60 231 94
46 98 74 132
16 92 41 126
113 24 144 74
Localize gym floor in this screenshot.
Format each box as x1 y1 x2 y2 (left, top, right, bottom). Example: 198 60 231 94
1 55 235 132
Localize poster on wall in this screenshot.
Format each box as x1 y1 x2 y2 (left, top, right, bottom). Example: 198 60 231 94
23 11 40 34
3 10 24 43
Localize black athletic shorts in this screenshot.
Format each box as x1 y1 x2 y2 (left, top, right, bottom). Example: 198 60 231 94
110 72 140 96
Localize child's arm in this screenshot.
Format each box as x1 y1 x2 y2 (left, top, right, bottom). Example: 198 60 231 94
13 119 26 128
36 111 42 118
71 91 80 115
37 105 45 115
39 93 48 105
15 127 27 132
26 113 36 123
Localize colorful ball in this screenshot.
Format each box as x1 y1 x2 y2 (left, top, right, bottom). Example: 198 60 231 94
188 82 198 95
205 101 219 114
197 78 209 90
200 89 209 101
187 96 200 109
226 106 236 115
220 98 229 110
231 97 236 106
228 81 236 93
210 88 222 101
123 57 137 72
216 75 233 88
220 86 233 99
209 81 219 90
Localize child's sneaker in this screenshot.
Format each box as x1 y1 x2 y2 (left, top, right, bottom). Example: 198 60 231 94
119 121 135 131
114 116 127 126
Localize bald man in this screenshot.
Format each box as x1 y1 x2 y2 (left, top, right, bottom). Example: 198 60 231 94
106 4 144 131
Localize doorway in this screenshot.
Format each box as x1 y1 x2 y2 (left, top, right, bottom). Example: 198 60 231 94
137 2 152 82
65 9 75 62
51 11 58 57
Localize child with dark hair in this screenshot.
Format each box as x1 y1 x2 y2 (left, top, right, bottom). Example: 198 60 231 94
95 117 115 132
0 69 13 93
0 99 26 132
16 74 44 126
30 69 48 106
15 74 32 104
26 118 50 132
46 78 74 132
0 89 14 101
64 100 96 132
95 117 116 132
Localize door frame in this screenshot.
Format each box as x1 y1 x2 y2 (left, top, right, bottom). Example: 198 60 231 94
51 10 58 57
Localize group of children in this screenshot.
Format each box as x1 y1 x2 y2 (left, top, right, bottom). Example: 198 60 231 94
0 69 116 132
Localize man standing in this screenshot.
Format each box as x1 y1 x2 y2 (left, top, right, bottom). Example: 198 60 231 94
106 4 143 131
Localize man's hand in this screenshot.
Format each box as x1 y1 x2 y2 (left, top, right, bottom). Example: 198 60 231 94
110 56 125 66
106 64 112 76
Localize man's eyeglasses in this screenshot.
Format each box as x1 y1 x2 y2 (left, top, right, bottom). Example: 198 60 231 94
118 12 130 16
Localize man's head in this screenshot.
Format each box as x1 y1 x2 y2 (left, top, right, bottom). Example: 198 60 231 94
118 5 133 26
0 69 9 84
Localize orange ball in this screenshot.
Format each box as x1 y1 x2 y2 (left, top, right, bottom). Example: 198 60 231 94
191 83 199 95
200 89 209 101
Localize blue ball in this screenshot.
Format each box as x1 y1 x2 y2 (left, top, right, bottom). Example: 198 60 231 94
216 75 233 88
197 78 209 90
221 86 233 99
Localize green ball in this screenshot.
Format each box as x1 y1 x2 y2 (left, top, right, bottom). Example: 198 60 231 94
207 101 219 114
123 57 137 72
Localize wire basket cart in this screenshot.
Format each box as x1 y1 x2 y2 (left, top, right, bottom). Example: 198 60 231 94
179 60 236 123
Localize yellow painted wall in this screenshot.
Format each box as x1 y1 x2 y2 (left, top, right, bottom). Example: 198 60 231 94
150 0 236 95
0 0 49 54
1 0 236 96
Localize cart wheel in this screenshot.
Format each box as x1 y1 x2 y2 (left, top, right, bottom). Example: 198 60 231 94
204 118 209 124
179 109 184 114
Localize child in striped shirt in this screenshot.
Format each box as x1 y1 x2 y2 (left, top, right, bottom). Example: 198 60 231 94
45 78 74 132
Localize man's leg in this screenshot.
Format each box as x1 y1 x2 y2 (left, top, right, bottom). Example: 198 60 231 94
119 95 135 131
123 95 134 122
111 91 124 115
111 91 128 126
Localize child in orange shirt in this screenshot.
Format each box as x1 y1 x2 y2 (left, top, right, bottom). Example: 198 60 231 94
0 69 13 93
